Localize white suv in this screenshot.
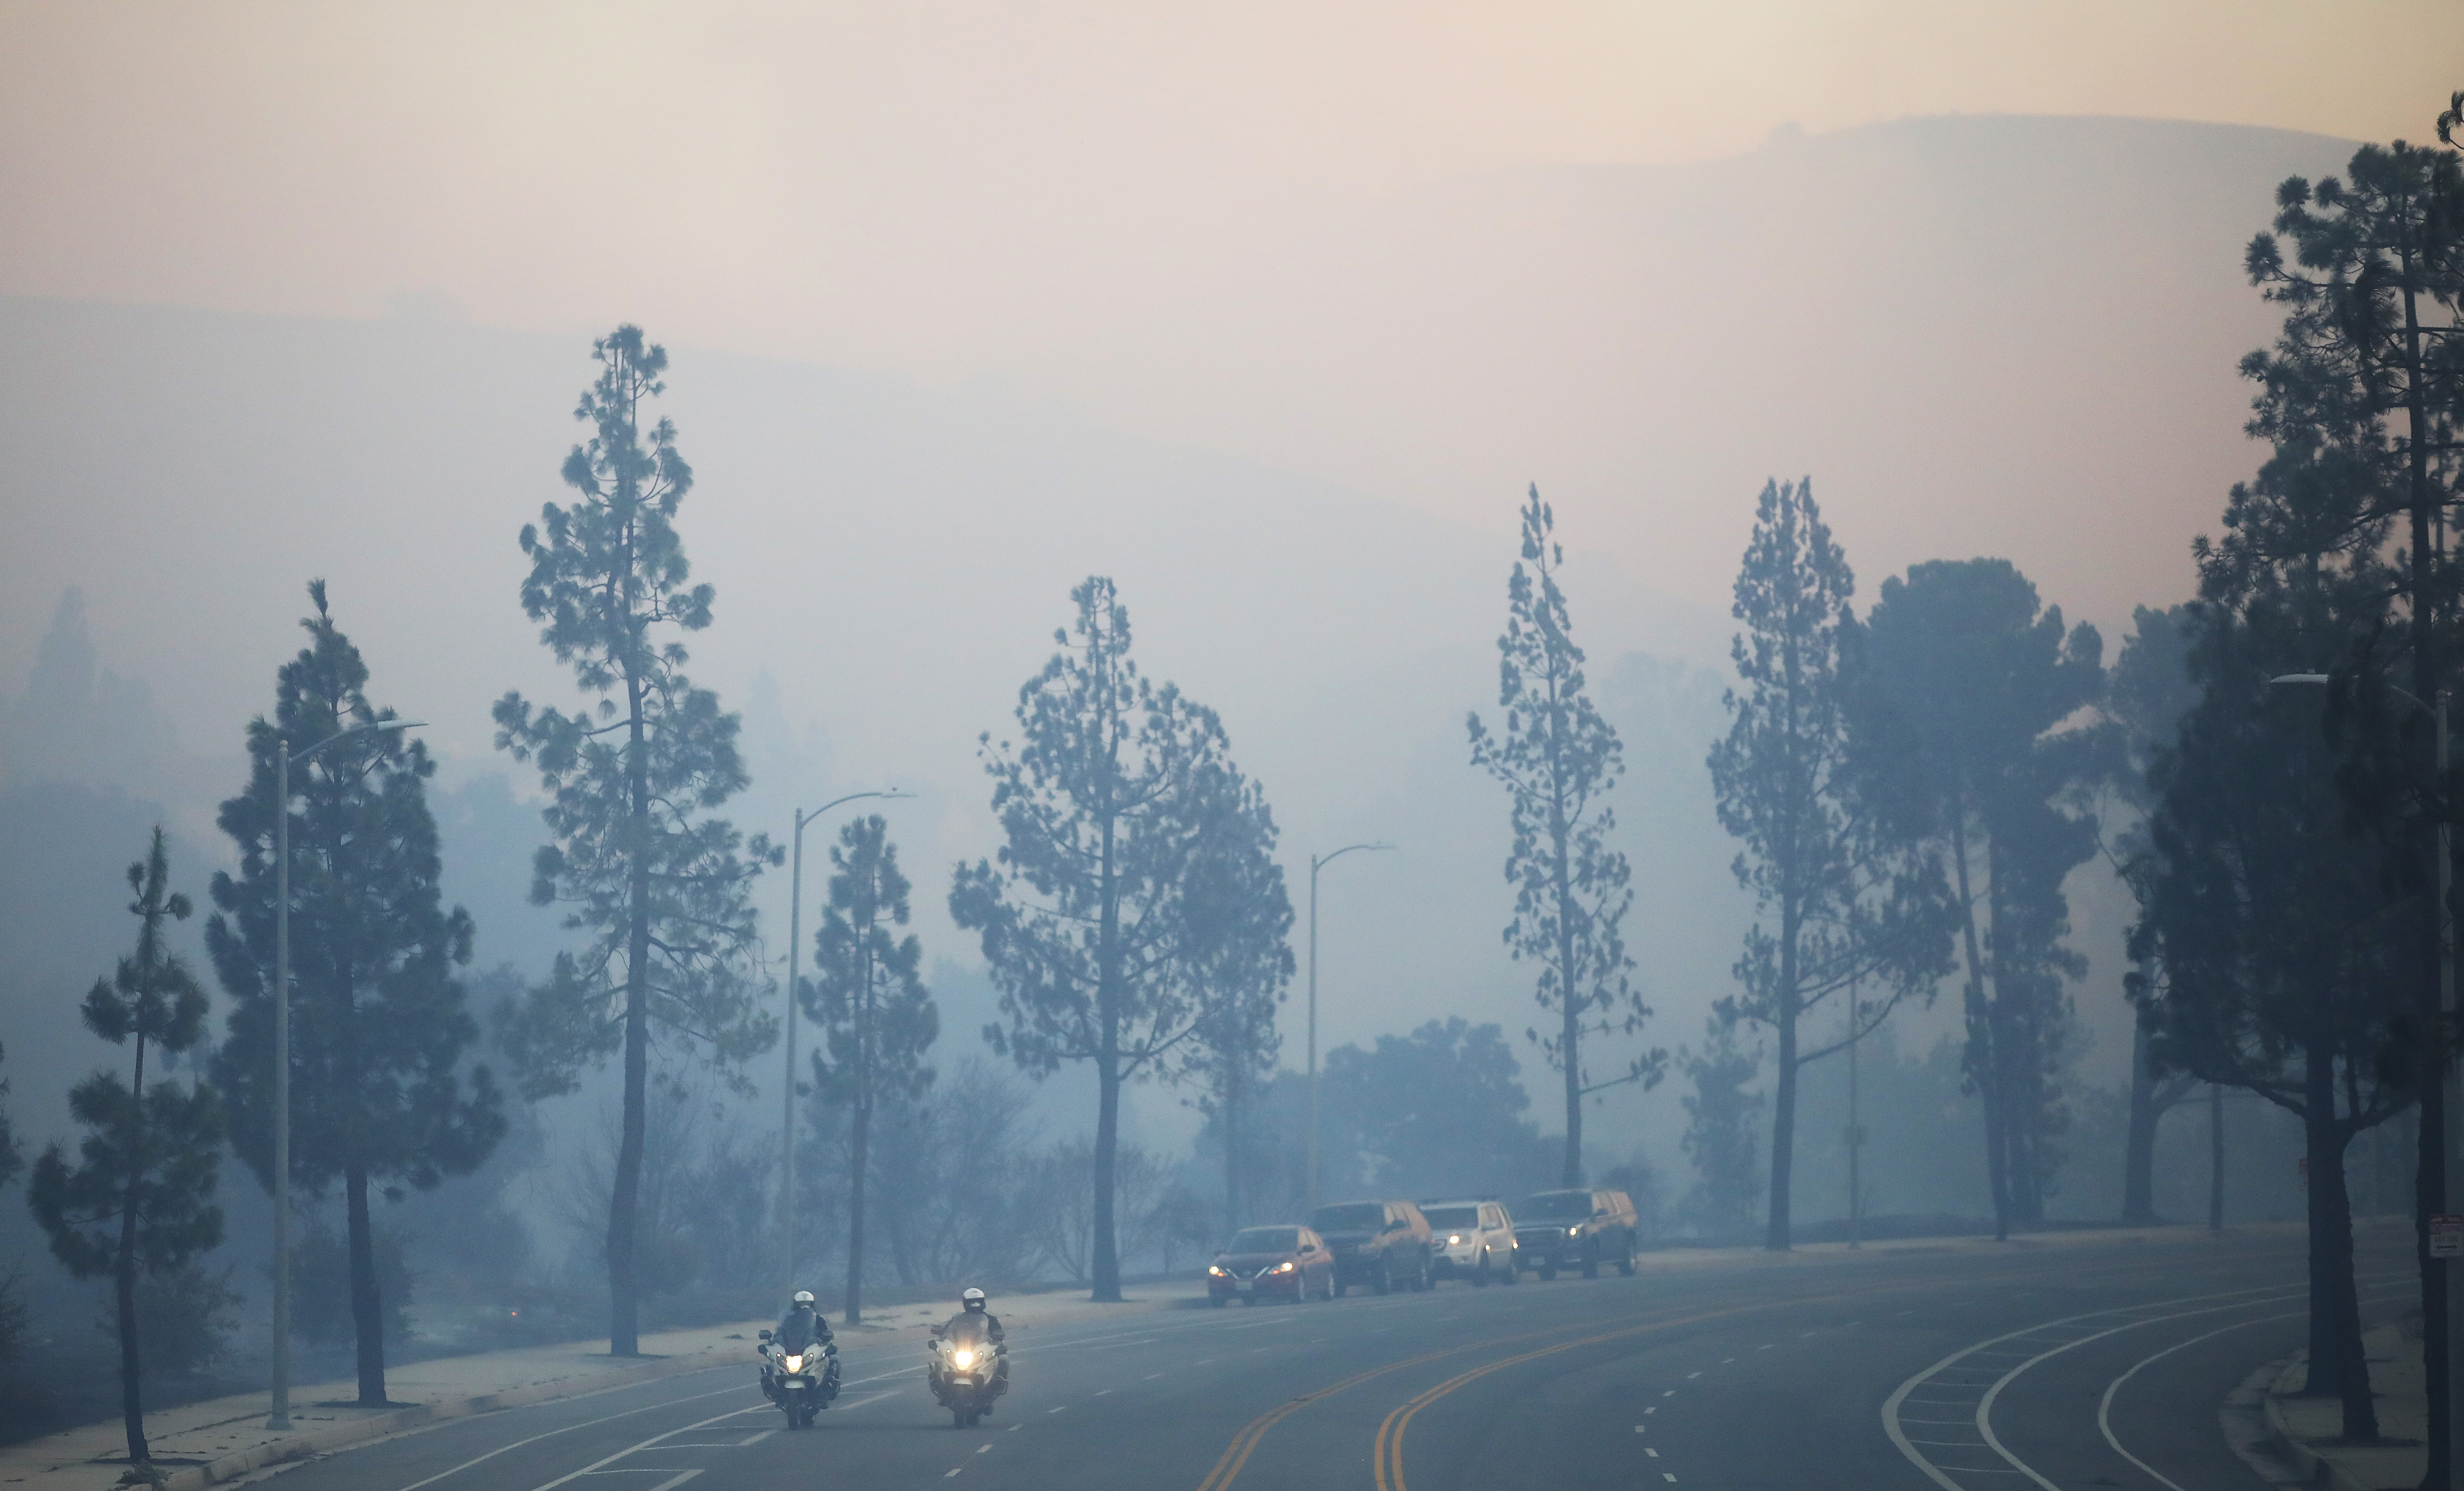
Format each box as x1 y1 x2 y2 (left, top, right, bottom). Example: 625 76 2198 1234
1419 1198 1519 1286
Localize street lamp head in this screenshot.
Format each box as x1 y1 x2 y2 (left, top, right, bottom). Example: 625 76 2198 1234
2268 674 2330 687
289 717 427 760
1313 841 1396 871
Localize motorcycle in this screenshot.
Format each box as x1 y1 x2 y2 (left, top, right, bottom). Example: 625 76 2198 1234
758 1328 841 1428
927 1320 1006 1428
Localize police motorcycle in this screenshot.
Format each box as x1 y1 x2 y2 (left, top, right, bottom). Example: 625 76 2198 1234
927 1312 1005 1428
758 1293 841 1428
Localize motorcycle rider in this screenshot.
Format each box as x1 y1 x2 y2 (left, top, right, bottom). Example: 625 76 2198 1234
928 1288 1008 1399
763 1290 835 1402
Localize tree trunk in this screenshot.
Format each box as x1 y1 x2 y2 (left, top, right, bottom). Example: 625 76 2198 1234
1093 1051 1122 1301
1949 815 2008 1241
610 673 651 1357
845 1099 870 1326
2208 1084 2225 1230
346 1163 386 1403
2301 1048 2376 1441
2122 1020 2161 1224
1223 1081 1241 1232
1561 995 1583 1187
1978 1018 2011 1242
116 1032 149 1468
1765 987 1799 1252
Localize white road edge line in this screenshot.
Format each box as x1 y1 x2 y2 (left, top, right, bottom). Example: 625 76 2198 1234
1976 1283 2413 1489
1881 1278 2330 1491
2094 1306 2305 1491
521 1406 769 1491
646 1475 701 1491
390 1385 754 1491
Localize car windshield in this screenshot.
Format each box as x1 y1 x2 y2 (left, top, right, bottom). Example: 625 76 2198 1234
1422 1206 1479 1229
1518 1192 1593 1221
1312 1203 1385 1231
1225 1227 1299 1253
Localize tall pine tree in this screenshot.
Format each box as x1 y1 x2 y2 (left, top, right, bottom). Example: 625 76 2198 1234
952 576 1290 1302
30 830 222 1473
493 326 778 1354
1864 559 2107 1236
1707 478 1953 1250
208 583 504 1403
803 815 937 1326
1469 486 1659 1185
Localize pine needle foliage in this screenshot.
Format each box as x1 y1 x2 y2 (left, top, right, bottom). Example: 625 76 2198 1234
1468 486 1659 1186
491 326 778 1355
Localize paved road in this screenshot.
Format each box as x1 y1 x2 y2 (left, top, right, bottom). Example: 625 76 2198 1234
243 1228 2410 1491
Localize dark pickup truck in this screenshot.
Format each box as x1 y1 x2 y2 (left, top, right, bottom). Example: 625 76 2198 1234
1511 1188 1640 1279
1308 1198 1434 1295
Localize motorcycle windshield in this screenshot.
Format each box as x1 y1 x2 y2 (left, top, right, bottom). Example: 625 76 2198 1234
778 1315 823 1352
946 1316 993 1347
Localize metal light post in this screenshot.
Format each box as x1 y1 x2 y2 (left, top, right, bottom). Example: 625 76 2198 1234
1847 992 1864 1249
1306 843 1391 1214
780 790 911 1300
267 717 422 1432
2275 671 2457 1483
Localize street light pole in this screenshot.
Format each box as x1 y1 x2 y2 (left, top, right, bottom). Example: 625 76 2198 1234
1847 992 1863 1250
2275 671 2456 1483
1306 843 1391 1215
267 717 422 1432
780 790 911 1301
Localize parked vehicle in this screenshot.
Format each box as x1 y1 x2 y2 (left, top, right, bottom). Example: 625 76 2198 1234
757 1327 841 1428
1512 1188 1640 1279
1419 1198 1519 1285
927 1312 1007 1427
1206 1224 1336 1305
1309 1199 1434 1295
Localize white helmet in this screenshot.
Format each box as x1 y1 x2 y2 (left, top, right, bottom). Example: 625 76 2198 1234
960 1287 987 1312
792 1290 816 1307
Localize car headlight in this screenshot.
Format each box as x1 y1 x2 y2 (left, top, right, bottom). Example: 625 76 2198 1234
783 1355 803 1372
1209 1264 1226 1276
952 1347 975 1368
1448 1234 1462 1245
1275 1260 1295 1273
1568 1226 1581 1237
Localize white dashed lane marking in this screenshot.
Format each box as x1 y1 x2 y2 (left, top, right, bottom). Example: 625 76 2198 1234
975 1444 991 1454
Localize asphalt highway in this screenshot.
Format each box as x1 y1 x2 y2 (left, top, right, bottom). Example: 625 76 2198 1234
240 1226 2409 1491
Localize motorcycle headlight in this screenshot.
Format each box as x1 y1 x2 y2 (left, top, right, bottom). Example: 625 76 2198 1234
952 1347 975 1368
1448 1234 1462 1245
783 1355 803 1372
1275 1260 1295 1273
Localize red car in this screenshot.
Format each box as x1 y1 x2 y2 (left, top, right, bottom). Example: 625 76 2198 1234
1206 1224 1336 1305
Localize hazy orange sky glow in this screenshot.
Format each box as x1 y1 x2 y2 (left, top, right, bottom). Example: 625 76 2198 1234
3 1 2451 360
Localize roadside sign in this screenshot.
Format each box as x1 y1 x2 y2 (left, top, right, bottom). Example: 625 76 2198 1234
2432 1215 2463 1259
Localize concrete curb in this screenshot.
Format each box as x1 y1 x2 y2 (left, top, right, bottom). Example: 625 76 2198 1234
2257 1352 2371 1491
161 1347 739 1491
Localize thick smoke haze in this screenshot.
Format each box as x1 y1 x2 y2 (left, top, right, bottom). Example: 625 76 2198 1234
0 9 2420 1333
0 101 2361 1186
